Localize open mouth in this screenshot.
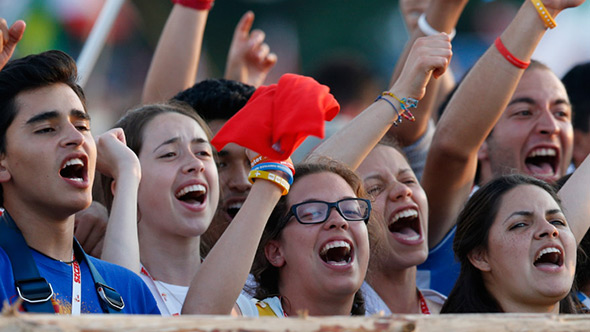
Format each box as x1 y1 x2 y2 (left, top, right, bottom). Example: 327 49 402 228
389 208 421 241
175 184 206 205
226 201 243 219
60 158 86 182
319 240 352 266
525 148 558 177
534 247 563 268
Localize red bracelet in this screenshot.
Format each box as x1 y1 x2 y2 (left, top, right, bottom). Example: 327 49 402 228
494 37 530 69
172 0 214 10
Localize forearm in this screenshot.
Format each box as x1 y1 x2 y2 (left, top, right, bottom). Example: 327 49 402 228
389 0 467 146
141 5 208 104
559 153 590 245
422 0 555 247
182 180 282 315
100 172 141 273
307 98 401 170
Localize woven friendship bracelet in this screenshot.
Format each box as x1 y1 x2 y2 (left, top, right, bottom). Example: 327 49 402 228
375 95 403 126
381 92 417 122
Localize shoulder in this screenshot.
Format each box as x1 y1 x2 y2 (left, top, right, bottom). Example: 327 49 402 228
360 282 391 316
86 256 160 315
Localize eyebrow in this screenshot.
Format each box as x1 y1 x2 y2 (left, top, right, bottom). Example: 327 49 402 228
503 209 564 224
26 109 90 125
152 136 210 153
508 97 571 107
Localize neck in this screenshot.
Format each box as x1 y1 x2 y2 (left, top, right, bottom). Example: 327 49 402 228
138 223 201 286
367 266 420 314
3 206 74 262
279 282 355 316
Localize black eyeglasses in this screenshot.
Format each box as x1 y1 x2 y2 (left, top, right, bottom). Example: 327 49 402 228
284 198 371 225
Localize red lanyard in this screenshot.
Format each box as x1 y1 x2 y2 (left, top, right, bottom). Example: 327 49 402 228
71 256 81 315
140 266 181 316
418 290 430 315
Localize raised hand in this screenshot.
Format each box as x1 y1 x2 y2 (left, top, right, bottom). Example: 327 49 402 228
391 33 452 101
224 11 277 87
0 19 25 71
95 128 140 181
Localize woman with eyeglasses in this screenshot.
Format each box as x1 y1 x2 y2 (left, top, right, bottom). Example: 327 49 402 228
238 160 372 316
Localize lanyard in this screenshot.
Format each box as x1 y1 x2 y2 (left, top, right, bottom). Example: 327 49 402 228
70 255 81 315
140 266 181 316
418 290 430 315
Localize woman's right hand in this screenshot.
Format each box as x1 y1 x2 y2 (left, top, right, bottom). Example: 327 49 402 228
391 33 453 101
95 128 141 181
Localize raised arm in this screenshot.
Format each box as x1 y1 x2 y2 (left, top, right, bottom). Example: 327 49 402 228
141 2 211 104
96 128 142 273
0 19 25 70
308 34 452 169
389 0 467 146
559 151 590 244
422 0 585 248
224 11 277 88
182 150 285 315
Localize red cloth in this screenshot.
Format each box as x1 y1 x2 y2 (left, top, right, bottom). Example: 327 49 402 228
211 73 340 160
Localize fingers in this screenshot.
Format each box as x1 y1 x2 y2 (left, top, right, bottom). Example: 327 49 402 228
8 20 25 47
234 11 255 40
0 19 7 54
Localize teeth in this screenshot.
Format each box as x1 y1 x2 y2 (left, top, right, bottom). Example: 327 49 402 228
392 209 418 222
320 240 350 256
63 158 84 169
70 178 83 182
228 202 243 210
176 184 206 198
528 148 557 158
536 247 561 261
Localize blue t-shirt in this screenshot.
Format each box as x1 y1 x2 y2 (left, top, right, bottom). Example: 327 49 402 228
0 247 160 314
416 226 461 296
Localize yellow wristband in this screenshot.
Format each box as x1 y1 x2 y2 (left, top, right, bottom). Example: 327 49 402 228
530 0 557 29
248 170 290 195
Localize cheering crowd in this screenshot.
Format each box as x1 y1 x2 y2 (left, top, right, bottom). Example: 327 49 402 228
1 0 590 316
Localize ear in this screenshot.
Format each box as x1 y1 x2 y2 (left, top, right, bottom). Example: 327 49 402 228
0 153 11 183
477 140 489 161
110 179 117 197
264 239 285 267
468 247 491 272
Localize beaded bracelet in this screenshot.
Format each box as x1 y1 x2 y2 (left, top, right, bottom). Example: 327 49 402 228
418 13 457 40
494 37 530 69
381 92 417 122
374 95 402 126
530 0 557 29
172 0 214 10
252 162 294 185
248 170 290 195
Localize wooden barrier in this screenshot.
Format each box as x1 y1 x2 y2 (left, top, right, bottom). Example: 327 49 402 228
2 312 590 332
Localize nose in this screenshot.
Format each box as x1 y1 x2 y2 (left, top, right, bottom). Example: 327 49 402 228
324 207 349 230
388 181 412 201
60 123 85 148
226 164 252 193
535 221 559 239
536 109 560 136
182 154 206 174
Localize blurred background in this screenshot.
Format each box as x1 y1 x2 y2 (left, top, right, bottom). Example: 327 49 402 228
2 0 589 134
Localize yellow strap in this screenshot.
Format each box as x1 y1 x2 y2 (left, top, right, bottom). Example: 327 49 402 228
256 301 278 317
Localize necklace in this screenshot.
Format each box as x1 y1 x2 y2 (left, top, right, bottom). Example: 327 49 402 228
140 266 185 316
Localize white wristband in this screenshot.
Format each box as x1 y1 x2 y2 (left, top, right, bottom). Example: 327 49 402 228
418 13 456 41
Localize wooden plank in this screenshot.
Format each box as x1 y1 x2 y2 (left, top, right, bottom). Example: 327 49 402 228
2 313 590 332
